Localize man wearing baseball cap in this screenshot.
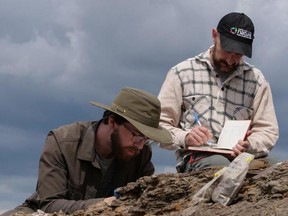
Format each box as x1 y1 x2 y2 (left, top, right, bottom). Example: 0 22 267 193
3 87 172 215
158 12 279 172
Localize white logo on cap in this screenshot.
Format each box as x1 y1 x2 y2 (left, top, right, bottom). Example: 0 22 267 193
230 27 252 40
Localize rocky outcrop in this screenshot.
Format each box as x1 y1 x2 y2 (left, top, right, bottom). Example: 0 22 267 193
73 159 288 216
14 159 288 216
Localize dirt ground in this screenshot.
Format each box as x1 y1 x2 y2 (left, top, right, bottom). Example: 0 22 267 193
14 159 288 216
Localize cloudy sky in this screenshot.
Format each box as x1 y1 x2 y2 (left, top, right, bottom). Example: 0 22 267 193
0 0 287 213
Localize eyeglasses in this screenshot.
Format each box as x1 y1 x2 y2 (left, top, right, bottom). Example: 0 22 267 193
123 123 152 144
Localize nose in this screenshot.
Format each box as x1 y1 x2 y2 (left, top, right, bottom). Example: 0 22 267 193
225 55 236 65
225 53 242 65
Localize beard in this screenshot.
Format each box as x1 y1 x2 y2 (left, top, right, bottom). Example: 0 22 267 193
212 44 238 73
110 128 140 161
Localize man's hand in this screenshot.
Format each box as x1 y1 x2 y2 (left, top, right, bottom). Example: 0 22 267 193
185 126 213 147
231 130 252 157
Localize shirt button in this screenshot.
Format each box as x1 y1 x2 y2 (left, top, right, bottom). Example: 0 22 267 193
216 74 219 78
221 87 225 91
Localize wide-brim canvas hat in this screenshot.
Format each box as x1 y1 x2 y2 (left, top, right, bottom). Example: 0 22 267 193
217 12 254 58
90 87 172 144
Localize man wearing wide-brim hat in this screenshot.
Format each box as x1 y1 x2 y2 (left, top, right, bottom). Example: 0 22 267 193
2 87 172 215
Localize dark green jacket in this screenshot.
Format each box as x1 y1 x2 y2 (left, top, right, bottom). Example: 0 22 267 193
22 121 154 214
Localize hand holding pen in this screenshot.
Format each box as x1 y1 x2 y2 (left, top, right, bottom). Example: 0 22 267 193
192 112 213 146
184 112 213 147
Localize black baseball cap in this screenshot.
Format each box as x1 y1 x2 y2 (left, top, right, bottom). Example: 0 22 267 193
217 12 254 58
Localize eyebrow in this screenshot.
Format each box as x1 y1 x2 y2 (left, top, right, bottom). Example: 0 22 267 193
124 123 145 136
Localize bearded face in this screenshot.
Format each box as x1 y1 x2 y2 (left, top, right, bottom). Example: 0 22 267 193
211 40 241 73
110 128 140 161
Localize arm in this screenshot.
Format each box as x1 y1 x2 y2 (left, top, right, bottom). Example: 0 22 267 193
158 69 190 150
37 133 101 214
246 81 279 157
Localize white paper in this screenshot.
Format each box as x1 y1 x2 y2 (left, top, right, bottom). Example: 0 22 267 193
215 120 251 150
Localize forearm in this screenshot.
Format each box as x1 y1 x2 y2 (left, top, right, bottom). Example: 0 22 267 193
247 82 279 157
41 198 104 214
38 133 102 214
158 117 188 149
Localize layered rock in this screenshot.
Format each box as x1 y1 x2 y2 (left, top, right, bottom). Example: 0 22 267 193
14 159 288 216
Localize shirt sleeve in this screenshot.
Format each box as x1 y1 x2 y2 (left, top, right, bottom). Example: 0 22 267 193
158 69 190 150
37 133 102 214
246 80 279 158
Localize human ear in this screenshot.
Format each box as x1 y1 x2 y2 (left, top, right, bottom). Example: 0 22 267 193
212 28 218 43
108 115 116 128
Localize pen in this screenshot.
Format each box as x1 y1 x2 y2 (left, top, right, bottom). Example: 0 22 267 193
193 112 212 146
193 112 202 126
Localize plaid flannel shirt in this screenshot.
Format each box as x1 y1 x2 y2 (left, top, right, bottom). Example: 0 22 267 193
158 47 279 160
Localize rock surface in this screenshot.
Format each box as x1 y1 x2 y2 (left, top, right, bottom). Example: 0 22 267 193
14 159 288 216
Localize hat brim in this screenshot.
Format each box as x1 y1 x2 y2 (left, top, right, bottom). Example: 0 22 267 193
220 34 252 58
90 101 172 144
